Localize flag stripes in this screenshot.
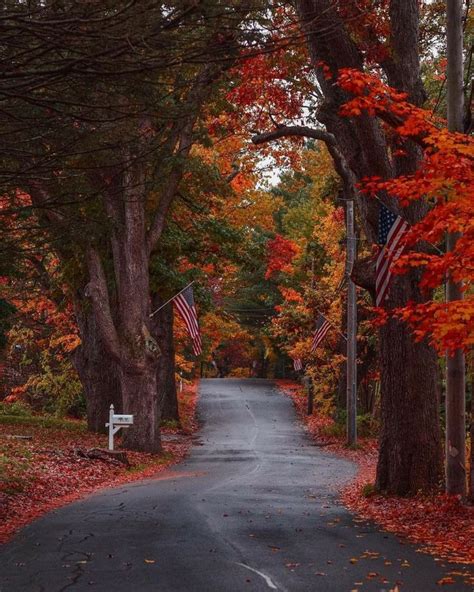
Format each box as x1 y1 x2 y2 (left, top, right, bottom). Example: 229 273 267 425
336 273 347 293
293 358 303 372
311 314 331 352
173 285 202 356
375 204 408 307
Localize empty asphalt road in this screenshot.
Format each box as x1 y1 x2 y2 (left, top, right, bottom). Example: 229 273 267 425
0 379 472 591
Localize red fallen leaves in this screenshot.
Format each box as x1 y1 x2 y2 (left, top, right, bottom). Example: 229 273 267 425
344 474 474 575
276 380 474 577
0 382 198 543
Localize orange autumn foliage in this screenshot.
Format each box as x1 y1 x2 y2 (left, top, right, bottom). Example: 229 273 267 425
337 68 474 353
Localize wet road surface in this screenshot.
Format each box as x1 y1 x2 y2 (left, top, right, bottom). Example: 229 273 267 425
0 379 472 591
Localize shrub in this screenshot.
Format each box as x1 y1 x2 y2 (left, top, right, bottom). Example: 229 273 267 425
13 354 85 418
0 400 32 416
357 413 380 438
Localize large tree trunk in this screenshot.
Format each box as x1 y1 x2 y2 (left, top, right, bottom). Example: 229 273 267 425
377 310 442 494
73 304 121 433
151 294 180 424
120 364 162 453
294 0 443 493
86 156 163 453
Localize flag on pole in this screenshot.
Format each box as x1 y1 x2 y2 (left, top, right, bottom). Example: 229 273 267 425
311 314 331 352
293 358 303 372
336 273 347 293
375 204 408 306
173 285 202 356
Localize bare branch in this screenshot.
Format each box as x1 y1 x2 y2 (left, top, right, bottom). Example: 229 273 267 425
252 124 359 200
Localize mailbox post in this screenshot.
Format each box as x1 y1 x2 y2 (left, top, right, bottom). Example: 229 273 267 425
106 404 134 450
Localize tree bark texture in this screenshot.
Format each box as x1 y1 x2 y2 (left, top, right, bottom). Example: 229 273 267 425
72 304 121 433
86 156 162 452
151 294 180 424
120 365 161 453
295 0 442 493
377 316 441 494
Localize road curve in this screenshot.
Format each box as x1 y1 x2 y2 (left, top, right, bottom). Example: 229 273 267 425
0 379 471 591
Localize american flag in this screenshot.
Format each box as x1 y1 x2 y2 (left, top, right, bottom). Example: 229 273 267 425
173 285 202 356
336 273 347 293
293 358 303 372
375 204 408 307
311 314 331 352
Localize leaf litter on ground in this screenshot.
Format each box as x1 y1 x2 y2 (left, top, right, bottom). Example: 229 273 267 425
0 383 198 543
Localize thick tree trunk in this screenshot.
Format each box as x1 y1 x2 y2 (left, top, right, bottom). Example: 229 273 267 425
151 294 180 424
73 305 121 433
120 364 162 453
86 158 163 453
376 309 442 494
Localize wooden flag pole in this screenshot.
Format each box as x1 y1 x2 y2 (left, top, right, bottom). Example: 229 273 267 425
346 200 357 446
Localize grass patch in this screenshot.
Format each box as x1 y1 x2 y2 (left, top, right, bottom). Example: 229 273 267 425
0 401 32 416
345 442 362 451
320 413 380 440
320 422 345 438
0 414 87 432
126 451 175 473
0 445 33 494
158 450 175 462
126 463 148 473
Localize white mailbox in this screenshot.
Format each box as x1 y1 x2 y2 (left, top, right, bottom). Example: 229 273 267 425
106 404 134 450
112 414 134 425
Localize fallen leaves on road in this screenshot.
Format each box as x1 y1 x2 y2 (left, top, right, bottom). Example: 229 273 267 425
276 380 474 576
0 382 198 543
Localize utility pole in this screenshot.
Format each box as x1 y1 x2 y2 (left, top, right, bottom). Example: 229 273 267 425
307 379 314 416
346 200 357 446
445 0 466 496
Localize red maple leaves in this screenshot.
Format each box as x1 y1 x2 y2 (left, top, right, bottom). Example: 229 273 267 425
265 235 300 279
